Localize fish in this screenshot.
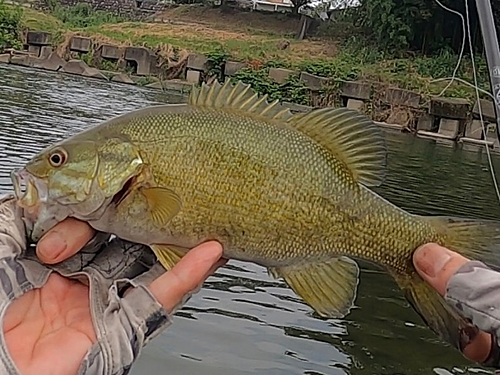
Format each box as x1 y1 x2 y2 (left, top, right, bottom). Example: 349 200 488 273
11 79 500 351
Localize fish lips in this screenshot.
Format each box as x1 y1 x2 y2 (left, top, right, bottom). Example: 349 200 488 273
11 168 48 208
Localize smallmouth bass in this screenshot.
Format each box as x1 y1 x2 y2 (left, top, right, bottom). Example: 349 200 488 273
12 80 500 351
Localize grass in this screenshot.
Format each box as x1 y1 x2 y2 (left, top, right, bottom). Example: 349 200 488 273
21 7 63 33
18 6 335 63
81 21 334 63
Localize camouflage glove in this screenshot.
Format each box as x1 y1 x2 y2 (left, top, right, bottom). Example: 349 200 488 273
446 261 500 369
0 194 178 375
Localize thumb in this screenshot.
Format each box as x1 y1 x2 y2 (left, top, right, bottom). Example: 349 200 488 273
413 244 493 363
412 243 470 296
148 241 225 313
36 218 95 264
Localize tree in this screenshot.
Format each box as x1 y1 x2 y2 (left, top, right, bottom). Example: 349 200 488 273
0 0 23 52
291 0 309 14
353 0 480 54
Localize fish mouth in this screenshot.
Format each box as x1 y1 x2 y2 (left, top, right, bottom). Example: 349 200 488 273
11 168 48 208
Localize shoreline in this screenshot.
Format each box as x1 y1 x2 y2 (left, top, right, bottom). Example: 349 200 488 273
1 54 498 155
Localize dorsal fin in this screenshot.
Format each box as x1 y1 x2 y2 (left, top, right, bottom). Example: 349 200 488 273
189 80 294 123
288 108 387 187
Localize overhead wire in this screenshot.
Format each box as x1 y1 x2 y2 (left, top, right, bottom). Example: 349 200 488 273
432 0 500 204
433 0 466 97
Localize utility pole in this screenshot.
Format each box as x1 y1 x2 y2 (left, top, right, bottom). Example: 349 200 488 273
475 0 500 141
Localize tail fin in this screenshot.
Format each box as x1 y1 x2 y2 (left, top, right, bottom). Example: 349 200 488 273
390 269 478 350
392 216 500 349
424 216 500 269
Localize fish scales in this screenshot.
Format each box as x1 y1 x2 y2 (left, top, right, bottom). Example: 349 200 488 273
13 80 500 352
88 105 435 273
119 110 344 258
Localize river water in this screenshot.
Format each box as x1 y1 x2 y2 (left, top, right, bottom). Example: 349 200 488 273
1 63 499 375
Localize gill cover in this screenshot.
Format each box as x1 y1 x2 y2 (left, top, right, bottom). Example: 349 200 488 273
95 138 144 198
24 137 144 217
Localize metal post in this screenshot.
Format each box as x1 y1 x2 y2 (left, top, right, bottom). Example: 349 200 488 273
475 0 500 141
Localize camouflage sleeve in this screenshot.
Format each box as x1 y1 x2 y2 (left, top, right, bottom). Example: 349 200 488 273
67 240 174 375
50 238 170 375
445 261 500 368
0 195 177 375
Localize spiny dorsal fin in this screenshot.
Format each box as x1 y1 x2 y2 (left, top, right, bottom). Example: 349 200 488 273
287 108 387 187
189 80 294 123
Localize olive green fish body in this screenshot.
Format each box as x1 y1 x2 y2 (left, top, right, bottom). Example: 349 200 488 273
15 80 500 352
87 105 433 275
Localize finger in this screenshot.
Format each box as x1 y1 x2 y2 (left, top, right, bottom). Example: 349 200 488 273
413 243 492 363
148 241 224 313
413 243 469 296
462 331 492 363
36 218 95 264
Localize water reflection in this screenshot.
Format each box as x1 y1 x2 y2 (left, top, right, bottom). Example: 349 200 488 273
1 63 498 374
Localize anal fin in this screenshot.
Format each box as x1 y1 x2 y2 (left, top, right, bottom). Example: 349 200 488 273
269 256 360 318
389 269 478 350
150 244 188 271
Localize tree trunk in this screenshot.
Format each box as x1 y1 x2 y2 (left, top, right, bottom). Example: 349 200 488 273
296 15 311 40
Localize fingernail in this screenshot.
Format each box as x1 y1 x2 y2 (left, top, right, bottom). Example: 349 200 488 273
414 244 451 278
37 232 66 260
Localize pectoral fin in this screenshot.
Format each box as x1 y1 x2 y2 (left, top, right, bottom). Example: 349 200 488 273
150 244 188 270
141 187 182 227
269 256 360 318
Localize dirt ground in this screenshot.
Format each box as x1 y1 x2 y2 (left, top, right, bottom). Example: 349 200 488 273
155 6 301 36
146 5 337 62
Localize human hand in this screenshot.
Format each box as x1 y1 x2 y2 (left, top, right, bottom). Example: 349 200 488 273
3 218 225 375
413 244 495 365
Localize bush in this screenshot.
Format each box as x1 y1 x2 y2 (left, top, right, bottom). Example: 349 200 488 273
233 68 310 105
47 0 125 28
206 48 230 81
336 0 480 55
0 0 23 51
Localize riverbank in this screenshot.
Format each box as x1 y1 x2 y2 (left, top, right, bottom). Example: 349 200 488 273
1 2 498 149
1 50 497 155
15 4 490 100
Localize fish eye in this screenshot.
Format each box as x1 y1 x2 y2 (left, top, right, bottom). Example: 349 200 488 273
48 149 67 167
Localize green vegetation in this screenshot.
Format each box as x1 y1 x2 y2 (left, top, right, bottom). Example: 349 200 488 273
338 0 481 54
231 42 489 105
234 67 310 105
80 22 309 62
206 48 229 80
0 0 23 51
46 0 126 27
21 6 62 32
